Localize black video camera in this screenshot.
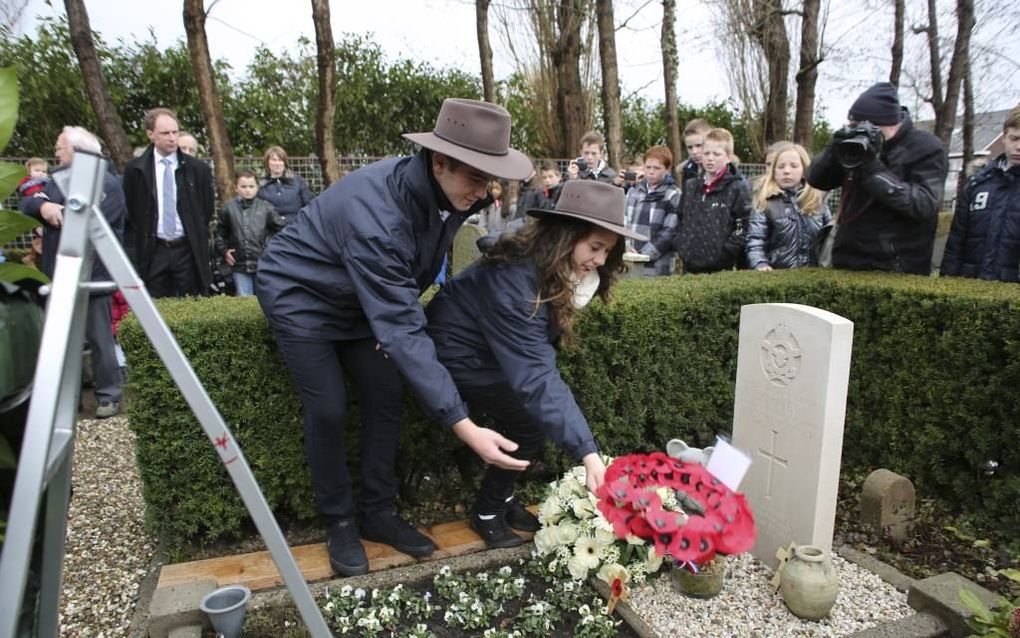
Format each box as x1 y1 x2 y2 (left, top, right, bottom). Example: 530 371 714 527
574 156 589 174
832 121 883 170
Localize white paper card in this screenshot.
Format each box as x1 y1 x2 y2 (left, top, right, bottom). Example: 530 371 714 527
706 437 752 491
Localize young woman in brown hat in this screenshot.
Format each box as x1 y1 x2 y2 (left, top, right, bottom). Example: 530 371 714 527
426 180 647 548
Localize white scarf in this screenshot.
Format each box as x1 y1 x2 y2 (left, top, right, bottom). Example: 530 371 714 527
572 269 601 309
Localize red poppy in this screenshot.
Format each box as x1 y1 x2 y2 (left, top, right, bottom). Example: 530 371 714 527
611 577 625 598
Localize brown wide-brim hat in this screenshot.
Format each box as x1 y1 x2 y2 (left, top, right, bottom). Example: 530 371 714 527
527 180 648 241
403 98 533 181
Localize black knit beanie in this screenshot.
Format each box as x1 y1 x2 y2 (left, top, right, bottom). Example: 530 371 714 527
848 82 902 126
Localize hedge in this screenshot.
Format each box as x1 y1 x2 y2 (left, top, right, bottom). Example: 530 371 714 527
120 269 1020 546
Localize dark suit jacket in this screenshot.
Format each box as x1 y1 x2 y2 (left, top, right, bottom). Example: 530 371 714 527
122 145 216 292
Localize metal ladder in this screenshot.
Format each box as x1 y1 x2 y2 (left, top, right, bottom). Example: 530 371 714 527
0 151 333 637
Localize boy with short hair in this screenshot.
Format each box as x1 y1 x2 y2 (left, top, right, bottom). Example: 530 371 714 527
566 130 618 184
941 105 1020 281
673 127 752 273
214 169 284 296
16 158 50 199
624 145 680 276
680 119 711 182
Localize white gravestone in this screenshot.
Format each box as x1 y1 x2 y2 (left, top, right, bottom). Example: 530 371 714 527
731 303 853 568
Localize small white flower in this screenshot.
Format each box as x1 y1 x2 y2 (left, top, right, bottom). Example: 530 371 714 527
572 495 595 519
439 565 452 576
499 565 512 576
573 536 601 569
477 572 488 582
567 555 591 580
340 585 353 597
354 588 366 599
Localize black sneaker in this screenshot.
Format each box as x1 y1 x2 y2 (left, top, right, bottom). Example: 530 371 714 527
360 509 436 558
326 519 369 576
504 498 540 532
470 512 523 549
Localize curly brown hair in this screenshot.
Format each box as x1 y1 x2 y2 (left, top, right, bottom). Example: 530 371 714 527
482 216 625 343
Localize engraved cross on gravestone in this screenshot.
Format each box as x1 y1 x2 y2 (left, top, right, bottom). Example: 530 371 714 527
731 303 854 568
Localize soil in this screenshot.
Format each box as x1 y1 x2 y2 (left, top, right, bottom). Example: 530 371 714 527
833 467 1020 599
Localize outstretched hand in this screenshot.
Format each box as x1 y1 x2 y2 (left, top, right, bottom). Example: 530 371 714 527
452 419 530 471
582 453 606 493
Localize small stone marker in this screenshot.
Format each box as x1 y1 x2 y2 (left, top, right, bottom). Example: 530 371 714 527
860 468 916 541
731 303 854 569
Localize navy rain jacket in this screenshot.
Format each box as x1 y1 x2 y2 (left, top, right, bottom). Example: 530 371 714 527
425 260 598 461
256 151 488 427
258 172 313 221
940 155 1020 282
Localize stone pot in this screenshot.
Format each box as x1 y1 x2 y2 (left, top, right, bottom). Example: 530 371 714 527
670 556 726 598
199 584 251 638
779 545 839 620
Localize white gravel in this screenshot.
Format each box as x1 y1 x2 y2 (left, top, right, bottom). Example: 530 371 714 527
59 415 156 637
627 552 912 637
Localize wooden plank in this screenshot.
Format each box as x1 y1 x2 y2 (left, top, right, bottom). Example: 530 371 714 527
155 507 538 592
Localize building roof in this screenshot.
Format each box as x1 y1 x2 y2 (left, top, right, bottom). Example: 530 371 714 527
915 109 1010 157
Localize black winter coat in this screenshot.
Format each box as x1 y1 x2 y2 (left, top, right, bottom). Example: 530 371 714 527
122 146 216 292
213 197 284 274
940 155 1020 282
807 111 947 275
257 172 313 221
746 187 833 269
19 165 126 282
256 151 490 427
673 164 752 272
425 260 597 461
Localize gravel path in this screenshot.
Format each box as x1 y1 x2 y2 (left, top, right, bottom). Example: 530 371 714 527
60 415 156 637
627 552 912 637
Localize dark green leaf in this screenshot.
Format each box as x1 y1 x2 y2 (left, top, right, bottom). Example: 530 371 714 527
0 433 15 469
0 209 39 245
0 161 26 198
0 262 49 284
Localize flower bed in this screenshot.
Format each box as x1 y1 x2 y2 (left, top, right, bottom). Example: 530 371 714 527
242 557 642 637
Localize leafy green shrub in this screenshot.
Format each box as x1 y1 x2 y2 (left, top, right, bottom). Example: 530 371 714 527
120 269 1020 545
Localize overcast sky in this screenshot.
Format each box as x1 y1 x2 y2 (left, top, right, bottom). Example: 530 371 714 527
14 0 1020 132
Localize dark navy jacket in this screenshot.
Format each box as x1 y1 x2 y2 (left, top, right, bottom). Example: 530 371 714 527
940 155 1020 282
258 172 313 221
425 260 598 461
256 151 482 427
19 165 126 282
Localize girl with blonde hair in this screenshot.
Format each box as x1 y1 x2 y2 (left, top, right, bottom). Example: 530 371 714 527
746 141 832 270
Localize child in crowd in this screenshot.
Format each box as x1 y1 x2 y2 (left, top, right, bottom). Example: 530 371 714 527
746 142 831 271
476 179 510 233
214 169 284 296
624 145 680 276
514 160 563 221
680 119 711 182
16 158 50 199
673 128 752 273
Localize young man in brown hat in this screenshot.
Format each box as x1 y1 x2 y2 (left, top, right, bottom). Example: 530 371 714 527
256 98 533 575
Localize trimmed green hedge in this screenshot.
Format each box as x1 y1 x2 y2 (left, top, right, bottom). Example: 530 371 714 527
120 270 1020 545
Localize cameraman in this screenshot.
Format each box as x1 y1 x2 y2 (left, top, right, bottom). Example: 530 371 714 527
565 130 618 185
808 82 947 275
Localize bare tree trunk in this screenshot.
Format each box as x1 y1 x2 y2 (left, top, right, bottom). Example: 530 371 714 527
751 0 790 144
661 0 682 174
793 0 821 148
595 0 622 167
890 0 904 86
918 0 944 115
183 0 235 204
956 54 973 201
476 0 496 103
551 0 587 157
934 0 975 145
64 0 133 171
311 0 340 186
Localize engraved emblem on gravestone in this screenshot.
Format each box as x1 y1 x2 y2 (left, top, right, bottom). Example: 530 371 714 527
760 324 802 387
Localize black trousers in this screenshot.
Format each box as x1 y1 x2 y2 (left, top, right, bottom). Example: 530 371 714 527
147 241 202 298
271 329 404 521
457 381 547 515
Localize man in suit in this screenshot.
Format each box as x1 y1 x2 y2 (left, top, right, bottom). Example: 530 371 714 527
122 107 215 297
